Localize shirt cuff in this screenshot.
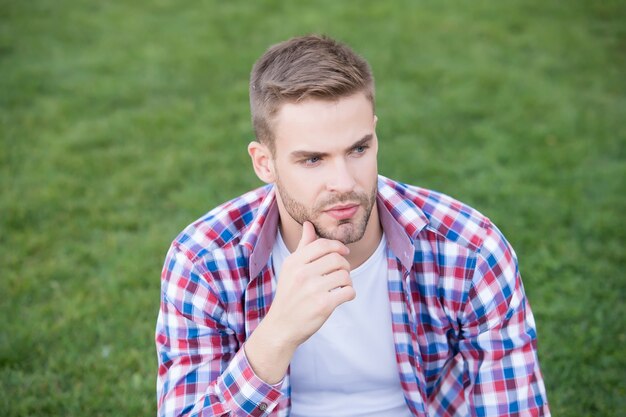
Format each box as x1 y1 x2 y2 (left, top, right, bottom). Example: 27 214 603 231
217 344 284 416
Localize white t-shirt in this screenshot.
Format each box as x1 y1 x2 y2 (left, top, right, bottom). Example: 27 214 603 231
271 232 413 417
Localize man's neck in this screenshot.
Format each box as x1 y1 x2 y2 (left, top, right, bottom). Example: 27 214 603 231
344 205 382 269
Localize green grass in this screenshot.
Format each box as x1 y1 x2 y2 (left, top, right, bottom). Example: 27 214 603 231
1 1 624 415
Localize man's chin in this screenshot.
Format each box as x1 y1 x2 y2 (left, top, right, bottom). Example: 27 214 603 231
314 222 364 244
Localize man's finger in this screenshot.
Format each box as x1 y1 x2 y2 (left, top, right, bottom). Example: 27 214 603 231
328 285 356 307
297 238 350 264
321 269 352 291
305 252 351 278
297 221 317 250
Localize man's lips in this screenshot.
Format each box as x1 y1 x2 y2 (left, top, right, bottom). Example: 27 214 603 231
323 204 359 220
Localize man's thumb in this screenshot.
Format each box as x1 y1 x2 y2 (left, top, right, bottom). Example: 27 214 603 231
297 221 317 249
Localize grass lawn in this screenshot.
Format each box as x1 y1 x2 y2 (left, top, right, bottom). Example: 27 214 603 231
1 1 624 415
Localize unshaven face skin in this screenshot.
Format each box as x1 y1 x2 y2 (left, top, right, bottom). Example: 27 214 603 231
269 92 380 250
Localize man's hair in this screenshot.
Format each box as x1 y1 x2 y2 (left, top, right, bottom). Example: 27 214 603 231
249 34 375 151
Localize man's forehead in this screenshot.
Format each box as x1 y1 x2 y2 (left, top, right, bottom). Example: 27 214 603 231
271 94 375 153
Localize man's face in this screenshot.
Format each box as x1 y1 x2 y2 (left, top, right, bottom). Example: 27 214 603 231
269 92 379 244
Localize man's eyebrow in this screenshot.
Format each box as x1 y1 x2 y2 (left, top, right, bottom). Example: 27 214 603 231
350 134 373 149
289 149 328 160
289 134 374 160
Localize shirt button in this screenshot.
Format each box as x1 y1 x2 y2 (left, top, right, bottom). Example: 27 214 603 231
259 402 268 412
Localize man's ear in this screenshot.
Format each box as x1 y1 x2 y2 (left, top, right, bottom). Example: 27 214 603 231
248 141 276 183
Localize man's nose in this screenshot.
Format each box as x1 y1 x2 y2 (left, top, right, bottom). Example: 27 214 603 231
326 159 357 193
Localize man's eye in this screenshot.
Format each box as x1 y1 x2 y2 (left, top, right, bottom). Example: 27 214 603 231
353 145 368 154
303 156 320 165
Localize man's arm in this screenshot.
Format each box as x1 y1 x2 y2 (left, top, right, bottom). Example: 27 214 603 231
156 222 354 416
434 225 550 416
244 221 355 384
156 247 284 417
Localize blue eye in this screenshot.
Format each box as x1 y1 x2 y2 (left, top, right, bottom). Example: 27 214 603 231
303 156 321 166
353 145 368 154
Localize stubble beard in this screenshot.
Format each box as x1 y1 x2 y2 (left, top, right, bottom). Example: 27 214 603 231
275 178 377 244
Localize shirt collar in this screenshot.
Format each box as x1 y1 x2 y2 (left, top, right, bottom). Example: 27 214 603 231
376 175 429 270
242 176 430 278
240 186 279 279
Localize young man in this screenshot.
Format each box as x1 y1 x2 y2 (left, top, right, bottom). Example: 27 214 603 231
156 35 550 417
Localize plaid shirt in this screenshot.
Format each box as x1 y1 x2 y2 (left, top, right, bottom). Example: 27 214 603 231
156 175 550 417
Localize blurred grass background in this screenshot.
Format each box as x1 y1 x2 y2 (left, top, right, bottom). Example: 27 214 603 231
1 0 625 416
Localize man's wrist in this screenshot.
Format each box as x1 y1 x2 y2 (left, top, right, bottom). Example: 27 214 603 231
244 317 297 385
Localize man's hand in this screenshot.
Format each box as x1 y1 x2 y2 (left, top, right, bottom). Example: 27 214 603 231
244 221 355 384
269 221 355 346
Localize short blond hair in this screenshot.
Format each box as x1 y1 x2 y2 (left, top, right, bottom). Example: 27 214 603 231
249 34 375 151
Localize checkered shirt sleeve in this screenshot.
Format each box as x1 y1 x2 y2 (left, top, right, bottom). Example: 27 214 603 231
155 246 282 417
431 224 549 416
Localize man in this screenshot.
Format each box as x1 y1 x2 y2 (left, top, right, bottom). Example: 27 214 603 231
156 35 550 417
